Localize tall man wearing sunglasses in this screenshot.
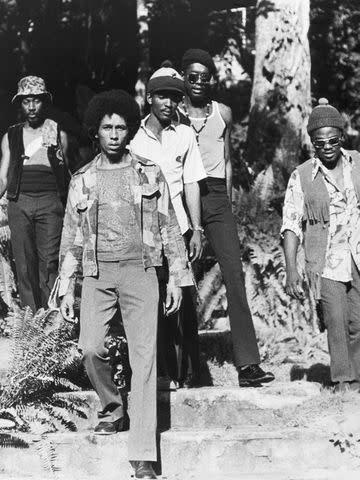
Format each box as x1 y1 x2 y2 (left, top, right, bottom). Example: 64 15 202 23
282 98 360 393
179 48 274 387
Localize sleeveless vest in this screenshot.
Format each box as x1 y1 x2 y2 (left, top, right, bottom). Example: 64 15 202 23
297 149 360 298
178 101 226 178
7 122 70 204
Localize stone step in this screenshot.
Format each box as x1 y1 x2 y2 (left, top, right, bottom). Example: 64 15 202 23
0 427 356 480
60 381 322 432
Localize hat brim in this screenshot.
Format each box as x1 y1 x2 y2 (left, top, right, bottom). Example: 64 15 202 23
11 92 53 104
148 86 184 96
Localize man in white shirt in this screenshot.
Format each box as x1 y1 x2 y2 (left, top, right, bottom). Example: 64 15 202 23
130 66 206 387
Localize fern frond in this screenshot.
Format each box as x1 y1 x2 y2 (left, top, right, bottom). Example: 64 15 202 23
0 433 29 449
36 435 60 473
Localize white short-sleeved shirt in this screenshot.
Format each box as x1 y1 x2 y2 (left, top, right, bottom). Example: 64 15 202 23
130 117 206 233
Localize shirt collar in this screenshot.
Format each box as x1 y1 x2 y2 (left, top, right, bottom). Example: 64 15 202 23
140 115 177 138
311 148 352 181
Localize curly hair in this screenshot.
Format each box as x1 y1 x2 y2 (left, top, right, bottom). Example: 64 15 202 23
84 89 140 141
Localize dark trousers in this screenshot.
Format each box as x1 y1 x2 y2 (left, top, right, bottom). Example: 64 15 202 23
320 260 360 383
158 178 260 381
158 285 200 381
8 192 64 312
200 177 260 367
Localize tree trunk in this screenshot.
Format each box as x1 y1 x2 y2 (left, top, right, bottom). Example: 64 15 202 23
246 0 311 200
135 0 151 114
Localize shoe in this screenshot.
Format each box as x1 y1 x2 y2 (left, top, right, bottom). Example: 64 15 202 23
178 374 201 389
94 416 128 435
238 364 275 387
157 376 178 391
131 460 157 479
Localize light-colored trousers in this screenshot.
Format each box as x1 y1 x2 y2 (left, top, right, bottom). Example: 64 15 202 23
79 259 159 461
320 259 360 383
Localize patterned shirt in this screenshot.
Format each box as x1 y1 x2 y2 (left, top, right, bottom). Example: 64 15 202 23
281 150 360 282
96 166 142 261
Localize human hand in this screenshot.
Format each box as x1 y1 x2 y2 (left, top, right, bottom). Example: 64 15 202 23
285 267 304 300
60 293 75 322
188 230 203 262
165 280 183 315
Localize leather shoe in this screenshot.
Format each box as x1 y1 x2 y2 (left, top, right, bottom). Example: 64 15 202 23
238 364 275 387
178 373 201 389
131 461 157 479
94 415 128 435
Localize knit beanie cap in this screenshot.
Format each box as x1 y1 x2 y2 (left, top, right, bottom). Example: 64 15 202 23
307 98 344 134
181 48 217 76
147 67 185 96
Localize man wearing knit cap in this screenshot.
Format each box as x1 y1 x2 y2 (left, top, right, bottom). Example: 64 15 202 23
282 98 360 392
0 75 71 312
130 65 206 388
178 48 274 387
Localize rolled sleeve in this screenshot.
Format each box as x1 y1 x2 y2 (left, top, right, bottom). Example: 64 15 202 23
281 169 304 242
183 129 207 184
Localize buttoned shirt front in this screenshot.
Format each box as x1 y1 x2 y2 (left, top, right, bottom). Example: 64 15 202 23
281 150 360 282
130 117 206 234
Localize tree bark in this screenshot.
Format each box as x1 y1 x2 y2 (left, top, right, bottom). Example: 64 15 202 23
246 0 311 197
135 0 151 114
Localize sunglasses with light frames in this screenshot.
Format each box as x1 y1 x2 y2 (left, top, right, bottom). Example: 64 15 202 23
312 136 341 149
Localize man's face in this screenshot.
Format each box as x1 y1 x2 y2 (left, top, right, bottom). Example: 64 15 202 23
311 126 343 167
21 95 44 126
148 91 182 124
97 113 129 159
184 63 212 102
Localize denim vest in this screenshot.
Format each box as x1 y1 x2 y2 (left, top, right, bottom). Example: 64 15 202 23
298 150 360 298
7 122 70 204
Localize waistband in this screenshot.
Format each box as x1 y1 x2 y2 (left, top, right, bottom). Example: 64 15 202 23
202 177 226 186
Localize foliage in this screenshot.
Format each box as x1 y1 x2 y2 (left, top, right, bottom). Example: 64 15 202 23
0 308 86 431
310 0 360 119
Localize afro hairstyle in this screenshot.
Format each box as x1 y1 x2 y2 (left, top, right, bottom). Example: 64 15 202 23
84 89 140 141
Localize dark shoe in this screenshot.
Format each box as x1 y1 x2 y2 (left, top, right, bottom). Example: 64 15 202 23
131 461 157 479
157 376 178 391
238 364 275 387
178 374 201 389
94 416 128 435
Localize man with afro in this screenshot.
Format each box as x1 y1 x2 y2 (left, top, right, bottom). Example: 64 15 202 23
55 89 192 478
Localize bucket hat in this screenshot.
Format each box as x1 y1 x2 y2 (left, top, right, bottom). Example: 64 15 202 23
12 76 52 104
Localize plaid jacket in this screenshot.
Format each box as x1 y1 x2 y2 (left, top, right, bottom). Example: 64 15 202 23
56 154 193 297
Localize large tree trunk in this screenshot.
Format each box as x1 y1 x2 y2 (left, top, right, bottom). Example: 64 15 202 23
246 0 311 202
135 0 150 114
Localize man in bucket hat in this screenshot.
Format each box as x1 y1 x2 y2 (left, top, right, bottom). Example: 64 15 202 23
0 75 72 312
282 98 360 393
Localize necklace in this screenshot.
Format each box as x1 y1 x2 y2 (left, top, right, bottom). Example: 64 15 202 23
182 101 211 145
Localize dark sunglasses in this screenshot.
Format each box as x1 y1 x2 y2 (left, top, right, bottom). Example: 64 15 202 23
187 72 212 84
312 136 341 149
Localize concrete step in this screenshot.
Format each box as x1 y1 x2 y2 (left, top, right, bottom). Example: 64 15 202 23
59 381 322 432
0 427 356 480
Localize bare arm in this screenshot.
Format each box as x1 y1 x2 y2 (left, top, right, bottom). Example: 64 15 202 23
219 103 233 202
60 130 81 173
184 181 203 261
0 134 10 199
283 230 304 299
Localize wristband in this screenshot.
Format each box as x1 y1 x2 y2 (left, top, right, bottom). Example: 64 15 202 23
192 225 204 233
